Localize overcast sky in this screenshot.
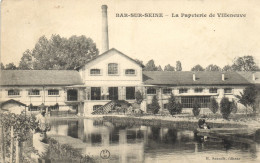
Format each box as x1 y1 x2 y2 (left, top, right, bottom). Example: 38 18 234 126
1 0 260 70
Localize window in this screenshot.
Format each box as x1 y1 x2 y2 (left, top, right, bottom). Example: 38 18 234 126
224 88 232 94
93 105 103 111
163 88 172 94
126 87 135 100
90 69 101 75
28 106 39 111
91 87 101 100
8 89 20 96
48 89 59 96
125 69 136 75
179 88 188 94
181 96 210 108
108 63 118 75
209 88 218 93
147 87 156 95
194 88 203 93
28 89 40 96
163 103 168 109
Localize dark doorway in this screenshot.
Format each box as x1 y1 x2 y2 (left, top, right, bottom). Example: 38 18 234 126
91 87 101 100
67 90 78 101
109 87 118 100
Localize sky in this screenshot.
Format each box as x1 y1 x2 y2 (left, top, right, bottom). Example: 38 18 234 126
1 0 260 70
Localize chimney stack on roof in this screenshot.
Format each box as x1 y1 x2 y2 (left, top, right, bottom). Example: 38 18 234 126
252 72 256 81
222 73 225 81
193 73 196 81
101 5 109 53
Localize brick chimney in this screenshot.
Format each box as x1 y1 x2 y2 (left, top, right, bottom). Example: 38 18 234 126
101 5 109 53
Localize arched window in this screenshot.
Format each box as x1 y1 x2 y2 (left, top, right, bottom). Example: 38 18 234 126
108 63 118 75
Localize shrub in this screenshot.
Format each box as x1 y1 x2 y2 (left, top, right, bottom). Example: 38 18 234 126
209 97 219 114
220 97 232 119
147 95 160 114
135 90 144 104
192 99 201 116
167 94 183 115
231 99 238 113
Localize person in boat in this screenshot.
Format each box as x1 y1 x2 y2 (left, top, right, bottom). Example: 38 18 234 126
198 119 210 129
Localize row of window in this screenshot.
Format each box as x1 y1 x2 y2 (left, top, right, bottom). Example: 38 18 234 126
90 87 135 100
90 63 136 75
7 89 59 96
147 87 232 95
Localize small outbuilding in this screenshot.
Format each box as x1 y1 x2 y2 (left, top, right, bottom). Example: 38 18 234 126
0 99 27 114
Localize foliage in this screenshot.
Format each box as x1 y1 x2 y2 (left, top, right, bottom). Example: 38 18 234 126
231 99 238 113
167 94 182 115
135 59 144 66
4 62 17 70
231 55 259 71
18 35 99 70
220 97 233 119
42 137 94 163
222 65 233 71
209 97 219 114
135 90 144 104
192 99 201 116
164 64 175 71
157 65 163 71
0 62 5 69
191 64 204 71
147 95 160 114
144 59 157 71
176 61 182 71
235 85 258 114
205 64 221 71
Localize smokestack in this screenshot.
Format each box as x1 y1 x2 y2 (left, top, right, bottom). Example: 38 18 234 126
101 5 109 53
222 73 225 81
193 73 196 81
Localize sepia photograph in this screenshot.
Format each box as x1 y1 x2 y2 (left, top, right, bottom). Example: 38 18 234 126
0 0 260 162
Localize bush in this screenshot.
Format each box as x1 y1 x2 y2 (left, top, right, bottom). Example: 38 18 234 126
135 90 144 104
220 97 232 119
147 95 160 114
192 99 201 116
209 97 219 114
231 100 238 113
167 94 183 115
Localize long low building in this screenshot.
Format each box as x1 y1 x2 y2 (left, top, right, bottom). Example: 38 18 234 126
0 48 259 115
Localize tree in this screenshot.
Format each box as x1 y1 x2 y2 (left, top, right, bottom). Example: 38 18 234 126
222 65 233 72
235 85 258 114
192 99 201 116
18 35 99 70
19 49 33 69
231 100 238 114
164 64 175 71
205 64 221 71
0 62 4 70
147 95 160 114
191 64 204 71
144 59 157 71
135 59 144 66
220 97 232 119
231 56 259 71
157 65 163 71
176 61 182 71
167 94 182 115
5 62 17 70
209 97 219 114
135 90 144 104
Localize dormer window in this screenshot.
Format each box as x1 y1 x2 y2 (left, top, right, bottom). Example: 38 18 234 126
90 69 101 75
125 69 136 75
108 63 118 75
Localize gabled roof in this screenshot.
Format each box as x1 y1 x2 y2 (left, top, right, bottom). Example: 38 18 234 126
0 99 26 108
237 72 260 84
78 48 145 70
0 70 83 86
143 71 251 86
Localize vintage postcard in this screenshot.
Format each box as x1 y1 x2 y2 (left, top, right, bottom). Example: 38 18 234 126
1 0 260 163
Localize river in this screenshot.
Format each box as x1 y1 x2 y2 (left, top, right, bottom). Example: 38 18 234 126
47 118 260 163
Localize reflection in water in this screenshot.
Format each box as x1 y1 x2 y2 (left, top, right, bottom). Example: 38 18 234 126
48 119 260 162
